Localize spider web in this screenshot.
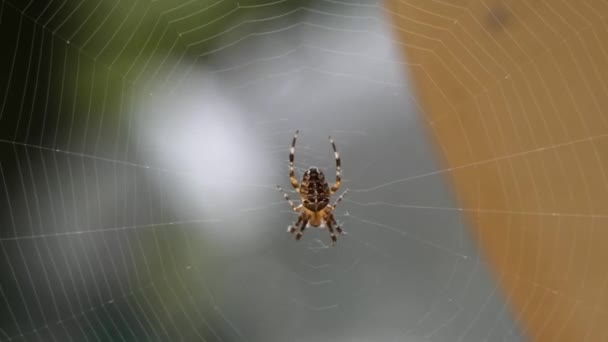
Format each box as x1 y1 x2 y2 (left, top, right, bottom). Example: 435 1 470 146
1 0 603 341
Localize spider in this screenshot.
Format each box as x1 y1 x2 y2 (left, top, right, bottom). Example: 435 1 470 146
276 130 348 245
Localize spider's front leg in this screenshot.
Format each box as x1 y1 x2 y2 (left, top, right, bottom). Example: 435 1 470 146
287 216 302 234
326 212 344 236
321 208 345 246
325 218 338 245
295 216 309 241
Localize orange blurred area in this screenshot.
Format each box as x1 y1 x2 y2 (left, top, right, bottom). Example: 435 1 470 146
385 0 608 341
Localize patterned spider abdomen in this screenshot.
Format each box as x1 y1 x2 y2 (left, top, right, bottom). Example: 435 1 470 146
300 167 331 212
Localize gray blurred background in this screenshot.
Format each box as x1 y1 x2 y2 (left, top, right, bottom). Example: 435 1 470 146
0 0 524 341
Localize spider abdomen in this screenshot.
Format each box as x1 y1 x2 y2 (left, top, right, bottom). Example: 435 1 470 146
300 167 331 212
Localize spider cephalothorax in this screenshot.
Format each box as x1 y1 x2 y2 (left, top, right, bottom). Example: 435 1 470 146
276 130 348 245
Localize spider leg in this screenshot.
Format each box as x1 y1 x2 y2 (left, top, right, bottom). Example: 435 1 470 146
295 218 309 241
276 185 299 211
289 130 300 191
331 189 348 209
325 218 338 245
327 212 344 235
328 136 341 194
287 216 303 234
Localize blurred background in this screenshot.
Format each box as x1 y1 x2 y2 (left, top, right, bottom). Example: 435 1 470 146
1 0 607 341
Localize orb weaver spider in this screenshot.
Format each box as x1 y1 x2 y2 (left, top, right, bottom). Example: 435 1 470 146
276 130 348 245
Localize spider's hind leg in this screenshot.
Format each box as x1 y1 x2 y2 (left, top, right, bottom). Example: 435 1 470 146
329 136 342 194
289 130 300 191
